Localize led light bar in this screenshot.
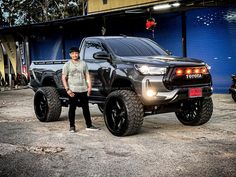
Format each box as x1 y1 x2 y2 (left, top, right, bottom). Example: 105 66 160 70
175 67 209 76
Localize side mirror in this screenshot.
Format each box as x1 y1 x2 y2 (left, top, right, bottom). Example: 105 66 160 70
93 51 110 61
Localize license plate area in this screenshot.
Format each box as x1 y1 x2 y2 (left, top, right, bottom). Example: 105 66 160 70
189 88 202 98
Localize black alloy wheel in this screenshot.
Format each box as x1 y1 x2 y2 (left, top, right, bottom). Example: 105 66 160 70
34 87 61 122
104 90 144 136
175 97 213 126
34 91 48 121
105 97 128 134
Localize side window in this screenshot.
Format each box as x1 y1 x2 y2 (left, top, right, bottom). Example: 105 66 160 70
84 42 104 60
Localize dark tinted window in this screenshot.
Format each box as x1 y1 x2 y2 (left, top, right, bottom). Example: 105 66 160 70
84 42 104 60
106 38 168 57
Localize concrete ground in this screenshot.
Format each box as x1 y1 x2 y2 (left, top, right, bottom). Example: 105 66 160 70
0 88 235 177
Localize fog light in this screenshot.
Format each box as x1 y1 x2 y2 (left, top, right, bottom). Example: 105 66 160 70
147 89 157 97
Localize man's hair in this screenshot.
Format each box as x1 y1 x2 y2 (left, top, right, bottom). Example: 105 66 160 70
69 47 79 53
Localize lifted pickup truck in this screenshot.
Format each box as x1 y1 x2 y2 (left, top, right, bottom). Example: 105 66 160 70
30 36 213 136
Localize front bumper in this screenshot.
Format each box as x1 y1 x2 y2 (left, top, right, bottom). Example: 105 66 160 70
136 76 213 106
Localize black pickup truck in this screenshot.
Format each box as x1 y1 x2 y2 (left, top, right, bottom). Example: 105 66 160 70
30 36 213 136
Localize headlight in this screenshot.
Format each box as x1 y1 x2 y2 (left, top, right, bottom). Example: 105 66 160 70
135 64 167 75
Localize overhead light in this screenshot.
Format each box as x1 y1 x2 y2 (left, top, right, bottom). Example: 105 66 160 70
153 2 181 10
172 2 180 7
153 4 171 10
125 9 145 14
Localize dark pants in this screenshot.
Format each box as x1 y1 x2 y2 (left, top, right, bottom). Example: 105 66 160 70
68 92 92 128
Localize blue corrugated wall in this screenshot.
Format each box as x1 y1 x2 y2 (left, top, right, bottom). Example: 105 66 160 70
186 7 236 93
30 32 63 60
152 13 183 57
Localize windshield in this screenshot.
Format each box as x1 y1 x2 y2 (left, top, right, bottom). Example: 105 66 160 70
105 38 168 57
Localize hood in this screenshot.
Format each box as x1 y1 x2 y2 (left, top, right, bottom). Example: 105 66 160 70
119 55 205 67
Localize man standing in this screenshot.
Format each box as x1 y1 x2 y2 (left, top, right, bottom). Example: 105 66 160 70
62 47 98 132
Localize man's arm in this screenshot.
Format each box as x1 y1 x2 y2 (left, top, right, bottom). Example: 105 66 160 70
62 74 69 90
62 73 75 97
86 72 92 96
84 62 92 96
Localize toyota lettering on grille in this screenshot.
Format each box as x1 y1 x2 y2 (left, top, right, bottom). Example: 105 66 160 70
186 73 202 79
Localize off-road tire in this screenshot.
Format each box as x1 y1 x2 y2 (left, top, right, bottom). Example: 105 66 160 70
175 97 213 126
104 90 144 136
232 93 236 102
34 87 61 122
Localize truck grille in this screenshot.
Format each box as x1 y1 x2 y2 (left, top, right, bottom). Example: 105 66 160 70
163 66 212 90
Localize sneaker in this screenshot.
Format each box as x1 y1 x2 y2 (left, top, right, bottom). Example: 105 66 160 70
86 125 100 131
69 126 76 133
